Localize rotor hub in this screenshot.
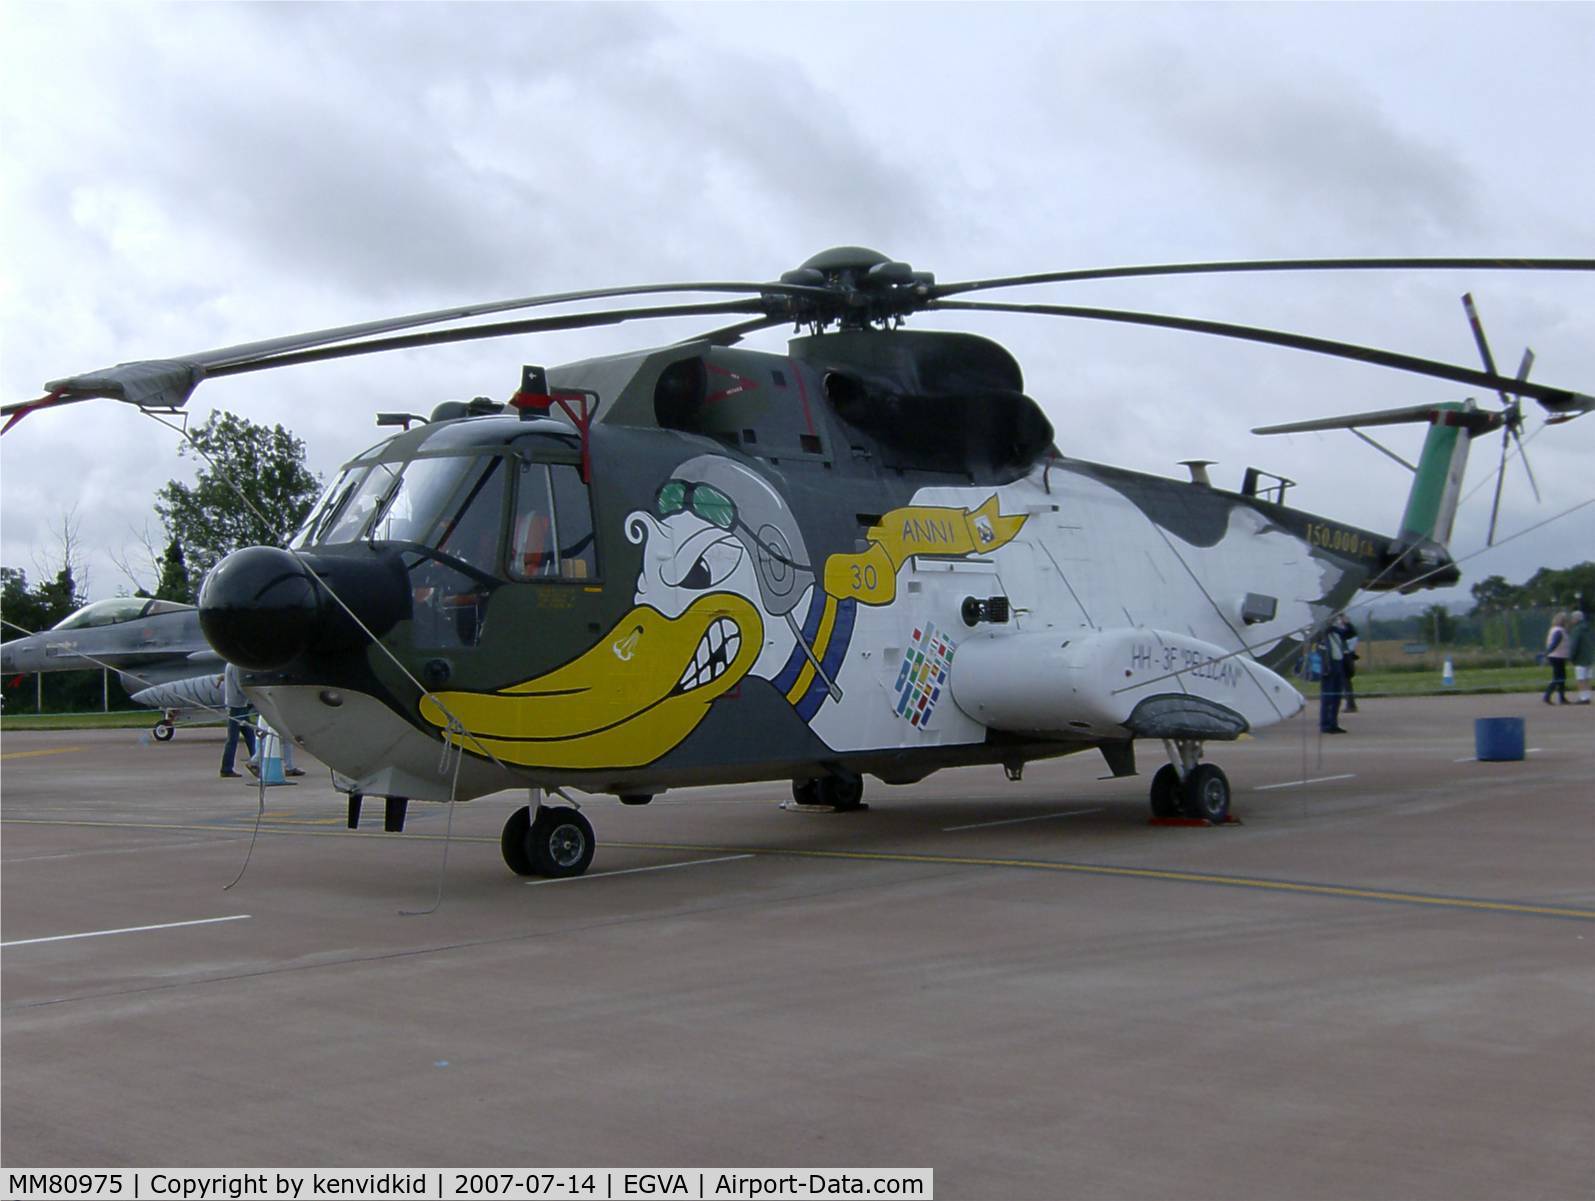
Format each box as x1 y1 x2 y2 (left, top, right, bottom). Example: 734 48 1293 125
771 246 936 332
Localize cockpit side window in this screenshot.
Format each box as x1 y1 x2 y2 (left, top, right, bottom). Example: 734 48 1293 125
550 464 598 579
510 462 556 579
510 460 598 581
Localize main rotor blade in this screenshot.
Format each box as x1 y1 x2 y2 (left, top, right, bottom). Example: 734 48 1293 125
204 299 773 379
1 299 774 422
175 279 818 372
930 298 1593 412
674 315 789 348
933 257 1595 299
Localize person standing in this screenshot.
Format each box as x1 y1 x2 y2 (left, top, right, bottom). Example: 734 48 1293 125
219 662 257 778
248 714 307 778
1542 612 1571 705
1319 619 1349 734
1333 612 1360 713
1567 610 1592 705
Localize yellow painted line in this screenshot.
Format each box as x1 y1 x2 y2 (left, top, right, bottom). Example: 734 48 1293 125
4 817 1592 921
1 745 89 761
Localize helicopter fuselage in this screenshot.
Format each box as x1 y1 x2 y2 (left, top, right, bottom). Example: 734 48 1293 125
202 330 1404 805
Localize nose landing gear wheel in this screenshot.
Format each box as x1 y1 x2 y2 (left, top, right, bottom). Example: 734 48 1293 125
501 807 536 876
152 720 175 742
530 805 595 877
1182 763 1231 823
501 805 598 877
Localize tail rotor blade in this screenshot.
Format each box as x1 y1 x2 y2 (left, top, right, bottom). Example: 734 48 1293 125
1461 293 1514 410
1512 425 1543 503
1512 348 1542 504
1486 426 1511 546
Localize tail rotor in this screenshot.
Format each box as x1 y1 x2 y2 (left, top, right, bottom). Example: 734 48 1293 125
1463 293 1541 544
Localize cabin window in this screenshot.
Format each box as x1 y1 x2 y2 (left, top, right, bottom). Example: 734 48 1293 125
510 460 598 581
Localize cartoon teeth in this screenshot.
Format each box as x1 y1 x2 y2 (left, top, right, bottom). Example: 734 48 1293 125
677 617 742 693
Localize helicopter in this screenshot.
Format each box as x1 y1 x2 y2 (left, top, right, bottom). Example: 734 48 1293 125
4 247 1590 878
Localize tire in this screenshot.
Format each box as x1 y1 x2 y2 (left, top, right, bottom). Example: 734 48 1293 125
791 778 822 806
530 806 595 878
819 773 864 811
619 793 653 806
1182 763 1231 824
153 721 175 742
500 806 536 876
1149 764 1182 818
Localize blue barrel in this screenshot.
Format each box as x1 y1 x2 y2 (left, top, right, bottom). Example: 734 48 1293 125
1474 717 1525 762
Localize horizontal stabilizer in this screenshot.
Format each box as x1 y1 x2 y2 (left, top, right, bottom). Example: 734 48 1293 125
1253 403 1501 437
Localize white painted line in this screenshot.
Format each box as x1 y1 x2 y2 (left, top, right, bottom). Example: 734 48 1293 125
1253 773 1357 792
5 838 247 865
527 854 754 885
944 808 1104 832
2 914 252 948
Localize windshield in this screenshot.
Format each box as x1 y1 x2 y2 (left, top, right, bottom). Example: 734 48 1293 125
368 456 479 547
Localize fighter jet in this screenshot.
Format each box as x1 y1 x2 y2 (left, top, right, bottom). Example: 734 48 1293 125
1 596 222 738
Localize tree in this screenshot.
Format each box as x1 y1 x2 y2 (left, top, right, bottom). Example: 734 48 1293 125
1 567 51 637
154 411 321 583
1469 574 1516 614
1420 603 1458 646
153 537 194 603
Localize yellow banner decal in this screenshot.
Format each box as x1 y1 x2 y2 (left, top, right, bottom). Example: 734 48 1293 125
824 496 1025 605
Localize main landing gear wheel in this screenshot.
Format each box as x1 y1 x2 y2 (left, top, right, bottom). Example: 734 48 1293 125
793 774 865 811
1182 763 1231 824
152 720 174 742
1149 764 1182 818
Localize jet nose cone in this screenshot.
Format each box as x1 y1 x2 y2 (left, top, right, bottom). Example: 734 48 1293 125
199 546 321 670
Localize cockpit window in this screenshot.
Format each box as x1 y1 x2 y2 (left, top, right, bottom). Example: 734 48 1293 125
428 457 507 575
368 456 478 547
323 462 401 544
54 597 153 629
510 461 597 580
292 465 374 547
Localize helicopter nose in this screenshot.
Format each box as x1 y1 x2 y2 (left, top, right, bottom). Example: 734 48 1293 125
200 545 413 671
199 546 323 670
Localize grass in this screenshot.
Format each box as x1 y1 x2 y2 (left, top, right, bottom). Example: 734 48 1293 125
0 711 224 732
1302 665 1554 698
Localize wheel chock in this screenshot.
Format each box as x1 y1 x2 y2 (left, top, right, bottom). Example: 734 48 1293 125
1147 814 1244 827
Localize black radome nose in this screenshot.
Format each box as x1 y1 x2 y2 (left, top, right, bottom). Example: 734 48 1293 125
199 546 321 670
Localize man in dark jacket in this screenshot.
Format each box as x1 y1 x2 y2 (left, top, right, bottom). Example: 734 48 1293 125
1319 616 1350 734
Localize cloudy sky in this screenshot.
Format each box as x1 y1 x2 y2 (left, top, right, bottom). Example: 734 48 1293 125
2 2 1591 618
